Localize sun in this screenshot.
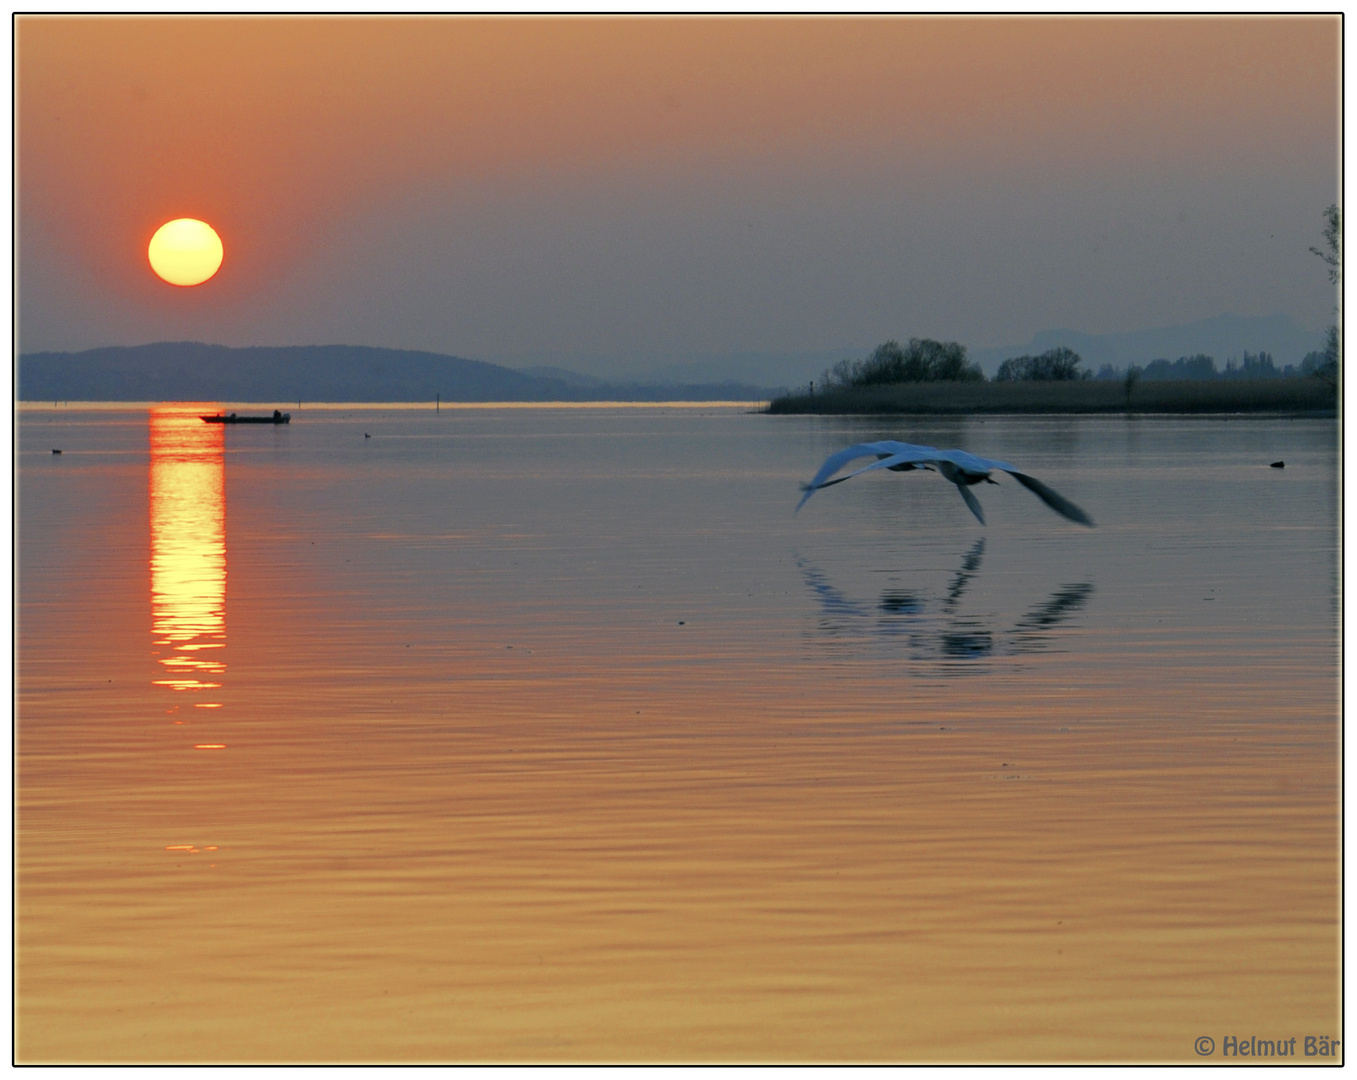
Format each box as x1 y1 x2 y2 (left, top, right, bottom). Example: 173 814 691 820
148 219 224 287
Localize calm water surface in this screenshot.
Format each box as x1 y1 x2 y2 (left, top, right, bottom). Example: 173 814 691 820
17 405 1339 1061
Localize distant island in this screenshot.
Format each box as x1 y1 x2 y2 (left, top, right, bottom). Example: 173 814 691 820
765 338 1337 416
16 342 774 404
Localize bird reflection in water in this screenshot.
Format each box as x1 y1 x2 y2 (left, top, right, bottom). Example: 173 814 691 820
798 539 1094 674
149 407 226 703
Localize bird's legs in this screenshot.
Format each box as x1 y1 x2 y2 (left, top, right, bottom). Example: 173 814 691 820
935 460 992 524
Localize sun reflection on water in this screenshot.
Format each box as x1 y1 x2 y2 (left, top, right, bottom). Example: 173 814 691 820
149 407 226 700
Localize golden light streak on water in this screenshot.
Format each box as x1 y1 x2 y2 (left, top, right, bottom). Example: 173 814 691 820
149 407 226 701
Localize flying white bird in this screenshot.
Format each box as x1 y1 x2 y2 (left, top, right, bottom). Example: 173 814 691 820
796 440 1094 526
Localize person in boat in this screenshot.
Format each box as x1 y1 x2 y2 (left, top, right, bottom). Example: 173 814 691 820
273 410 282 421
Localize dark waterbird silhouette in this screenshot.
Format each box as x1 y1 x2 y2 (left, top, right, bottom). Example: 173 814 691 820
797 440 1094 526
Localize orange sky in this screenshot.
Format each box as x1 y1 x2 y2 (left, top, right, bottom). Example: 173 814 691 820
16 16 1341 367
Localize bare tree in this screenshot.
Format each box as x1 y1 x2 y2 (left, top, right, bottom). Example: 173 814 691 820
1309 204 1341 284
1306 205 1341 388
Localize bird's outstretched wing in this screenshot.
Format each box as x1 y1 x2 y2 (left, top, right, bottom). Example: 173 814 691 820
832 448 995 523
795 441 936 512
814 446 937 485
796 441 1095 527
954 482 987 525
926 450 1094 527
1003 471 1095 527
926 448 1018 474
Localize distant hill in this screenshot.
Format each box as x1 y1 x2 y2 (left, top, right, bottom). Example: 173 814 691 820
502 347 869 394
640 348 866 391
515 365 611 389
17 342 771 403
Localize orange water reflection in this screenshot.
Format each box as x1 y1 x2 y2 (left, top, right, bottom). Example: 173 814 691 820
149 407 226 700
17 410 1338 1063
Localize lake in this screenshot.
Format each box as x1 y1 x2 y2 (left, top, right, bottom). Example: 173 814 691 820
16 404 1340 1062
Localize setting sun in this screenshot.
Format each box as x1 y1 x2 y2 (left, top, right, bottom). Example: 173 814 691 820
148 218 223 286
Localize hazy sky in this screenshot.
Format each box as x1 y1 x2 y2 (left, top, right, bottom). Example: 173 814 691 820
17 15 1340 372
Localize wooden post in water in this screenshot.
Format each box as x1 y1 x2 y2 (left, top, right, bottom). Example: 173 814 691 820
436 393 440 412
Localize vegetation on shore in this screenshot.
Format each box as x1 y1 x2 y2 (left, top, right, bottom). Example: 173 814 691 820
768 335 1336 414
765 375 1336 416
821 338 984 388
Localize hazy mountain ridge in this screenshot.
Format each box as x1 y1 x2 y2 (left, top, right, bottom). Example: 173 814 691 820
504 347 864 394
17 342 772 403
16 314 1328 402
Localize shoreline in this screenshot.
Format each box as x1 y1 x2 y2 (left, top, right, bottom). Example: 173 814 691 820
763 376 1336 417
16 399 768 412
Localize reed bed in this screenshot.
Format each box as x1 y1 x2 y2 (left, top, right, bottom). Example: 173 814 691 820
765 377 1337 416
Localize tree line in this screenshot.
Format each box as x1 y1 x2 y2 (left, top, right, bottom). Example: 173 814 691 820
811 340 1332 394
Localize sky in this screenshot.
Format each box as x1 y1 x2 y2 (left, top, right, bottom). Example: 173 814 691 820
17 15 1341 376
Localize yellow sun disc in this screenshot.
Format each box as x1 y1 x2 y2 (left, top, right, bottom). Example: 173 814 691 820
148 218 224 286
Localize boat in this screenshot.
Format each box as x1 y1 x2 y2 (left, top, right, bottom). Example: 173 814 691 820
201 411 291 424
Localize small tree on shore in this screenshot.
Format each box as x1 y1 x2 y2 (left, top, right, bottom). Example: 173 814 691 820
1123 365 1141 403
823 338 983 388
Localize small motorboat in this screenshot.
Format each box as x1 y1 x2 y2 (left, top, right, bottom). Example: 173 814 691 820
201 410 291 425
